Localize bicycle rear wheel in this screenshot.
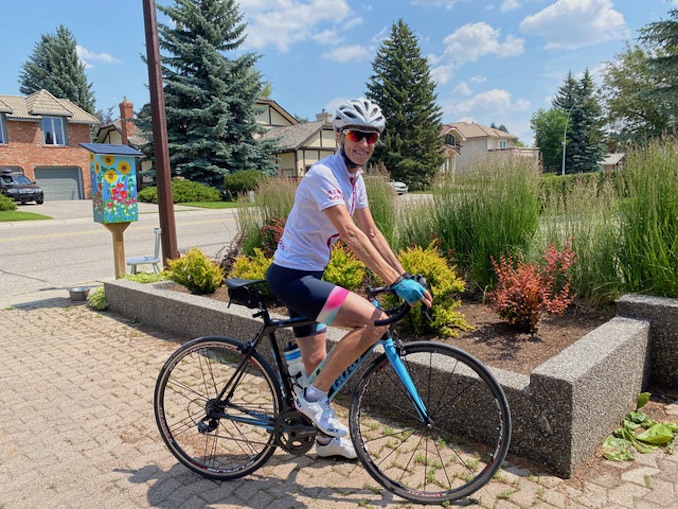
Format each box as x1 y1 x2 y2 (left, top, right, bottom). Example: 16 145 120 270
154 336 281 480
349 341 511 504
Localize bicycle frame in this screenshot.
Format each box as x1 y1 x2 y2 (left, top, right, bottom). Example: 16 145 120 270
212 305 431 430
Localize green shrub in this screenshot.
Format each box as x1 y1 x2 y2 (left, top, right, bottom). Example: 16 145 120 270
364 164 398 247
432 158 540 292
138 178 222 204
228 248 275 302
323 242 366 291
238 177 297 256
0 195 17 211
229 248 272 280
167 248 224 294
534 177 623 307
618 139 678 297
394 242 470 337
121 272 170 284
223 170 268 200
86 286 107 310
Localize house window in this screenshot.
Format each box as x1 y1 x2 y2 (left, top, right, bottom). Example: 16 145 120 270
499 140 507 149
41 116 67 146
444 134 456 146
0 114 7 144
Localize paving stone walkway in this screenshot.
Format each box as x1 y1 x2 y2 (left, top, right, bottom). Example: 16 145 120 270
1 299 677 508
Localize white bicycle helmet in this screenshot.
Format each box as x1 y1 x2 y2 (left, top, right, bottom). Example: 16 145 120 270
333 98 386 133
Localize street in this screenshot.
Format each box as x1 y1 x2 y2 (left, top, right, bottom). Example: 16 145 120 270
0 200 239 305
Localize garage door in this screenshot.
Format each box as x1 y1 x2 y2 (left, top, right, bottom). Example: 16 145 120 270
34 167 83 200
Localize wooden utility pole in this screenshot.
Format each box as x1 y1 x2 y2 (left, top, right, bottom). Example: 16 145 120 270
142 0 179 264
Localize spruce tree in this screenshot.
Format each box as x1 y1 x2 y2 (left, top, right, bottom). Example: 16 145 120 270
366 19 443 190
552 69 605 174
146 0 277 187
19 25 96 114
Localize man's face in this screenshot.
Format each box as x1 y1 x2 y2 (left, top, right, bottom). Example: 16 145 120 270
339 130 379 167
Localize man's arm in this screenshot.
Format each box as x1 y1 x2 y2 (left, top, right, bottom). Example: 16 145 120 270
323 205 402 285
353 206 404 274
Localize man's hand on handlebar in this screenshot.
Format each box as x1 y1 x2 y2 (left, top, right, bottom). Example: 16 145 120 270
390 274 433 308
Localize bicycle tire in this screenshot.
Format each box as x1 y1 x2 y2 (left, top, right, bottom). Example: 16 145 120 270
349 341 511 504
154 336 282 480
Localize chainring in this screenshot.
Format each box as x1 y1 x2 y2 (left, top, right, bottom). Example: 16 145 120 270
273 409 317 455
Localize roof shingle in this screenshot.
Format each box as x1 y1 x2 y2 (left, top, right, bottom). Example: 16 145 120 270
0 89 99 124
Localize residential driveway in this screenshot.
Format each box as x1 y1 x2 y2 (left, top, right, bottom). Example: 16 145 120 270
1 298 677 508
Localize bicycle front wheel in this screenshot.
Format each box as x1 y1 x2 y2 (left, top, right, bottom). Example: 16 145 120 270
350 341 511 504
154 336 282 480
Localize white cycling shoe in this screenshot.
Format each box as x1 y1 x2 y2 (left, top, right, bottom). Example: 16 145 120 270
316 436 357 459
295 390 348 437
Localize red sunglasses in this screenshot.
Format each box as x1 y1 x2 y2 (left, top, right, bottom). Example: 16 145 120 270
344 130 379 144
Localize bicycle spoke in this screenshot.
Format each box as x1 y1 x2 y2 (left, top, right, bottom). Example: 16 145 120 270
155 337 280 480
350 342 511 504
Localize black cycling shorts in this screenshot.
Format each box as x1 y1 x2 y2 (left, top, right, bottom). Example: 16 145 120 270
266 263 349 338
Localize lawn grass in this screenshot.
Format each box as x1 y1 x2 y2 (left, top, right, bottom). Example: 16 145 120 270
178 201 239 209
0 210 52 222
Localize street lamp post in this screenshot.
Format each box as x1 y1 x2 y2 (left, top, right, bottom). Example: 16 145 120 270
561 99 581 176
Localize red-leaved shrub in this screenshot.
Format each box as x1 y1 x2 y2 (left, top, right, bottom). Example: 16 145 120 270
259 216 286 258
489 240 576 333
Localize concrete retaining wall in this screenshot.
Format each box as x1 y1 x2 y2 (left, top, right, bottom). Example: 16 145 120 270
105 279 673 477
617 294 678 388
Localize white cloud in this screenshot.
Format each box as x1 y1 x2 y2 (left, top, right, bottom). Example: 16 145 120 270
431 64 455 85
453 82 472 95
76 45 120 68
238 0 355 52
501 0 521 12
323 44 372 62
410 0 463 9
312 29 342 45
520 0 629 49
469 75 487 84
442 22 524 64
443 88 530 116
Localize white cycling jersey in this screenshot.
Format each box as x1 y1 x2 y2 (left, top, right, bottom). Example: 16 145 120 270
273 152 368 271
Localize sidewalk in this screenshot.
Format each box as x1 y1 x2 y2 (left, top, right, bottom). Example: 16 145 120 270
0 298 677 508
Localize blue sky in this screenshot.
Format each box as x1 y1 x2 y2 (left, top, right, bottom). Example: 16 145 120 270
1 0 676 144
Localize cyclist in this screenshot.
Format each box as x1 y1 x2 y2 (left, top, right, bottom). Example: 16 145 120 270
266 97 432 459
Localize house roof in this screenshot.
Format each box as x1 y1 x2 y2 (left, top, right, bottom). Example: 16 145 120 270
261 120 334 151
0 97 13 114
442 122 518 142
256 97 298 126
0 89 100 125
601 153 625 166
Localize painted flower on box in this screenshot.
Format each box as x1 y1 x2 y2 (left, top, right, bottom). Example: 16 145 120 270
90 153 138 224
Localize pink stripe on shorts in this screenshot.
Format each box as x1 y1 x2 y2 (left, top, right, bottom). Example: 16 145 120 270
316 286 349 325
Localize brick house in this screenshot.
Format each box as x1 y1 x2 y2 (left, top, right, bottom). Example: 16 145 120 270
0 89 100 200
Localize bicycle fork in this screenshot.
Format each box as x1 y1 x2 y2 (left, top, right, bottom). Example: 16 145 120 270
382 339 432 426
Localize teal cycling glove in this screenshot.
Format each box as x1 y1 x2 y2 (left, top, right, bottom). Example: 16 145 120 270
391 278 426 304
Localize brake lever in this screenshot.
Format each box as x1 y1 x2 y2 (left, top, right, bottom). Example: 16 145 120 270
421 304 433 322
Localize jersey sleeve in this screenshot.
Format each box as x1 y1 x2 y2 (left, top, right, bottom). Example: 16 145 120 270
305 165 346 211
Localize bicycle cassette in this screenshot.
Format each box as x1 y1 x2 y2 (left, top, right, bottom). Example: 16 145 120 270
273 409 317 455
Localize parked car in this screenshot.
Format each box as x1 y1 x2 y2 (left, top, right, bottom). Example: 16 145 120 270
388 181 408 195
0 168 44 204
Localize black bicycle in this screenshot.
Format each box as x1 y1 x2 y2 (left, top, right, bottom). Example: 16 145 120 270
154 277 511 504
